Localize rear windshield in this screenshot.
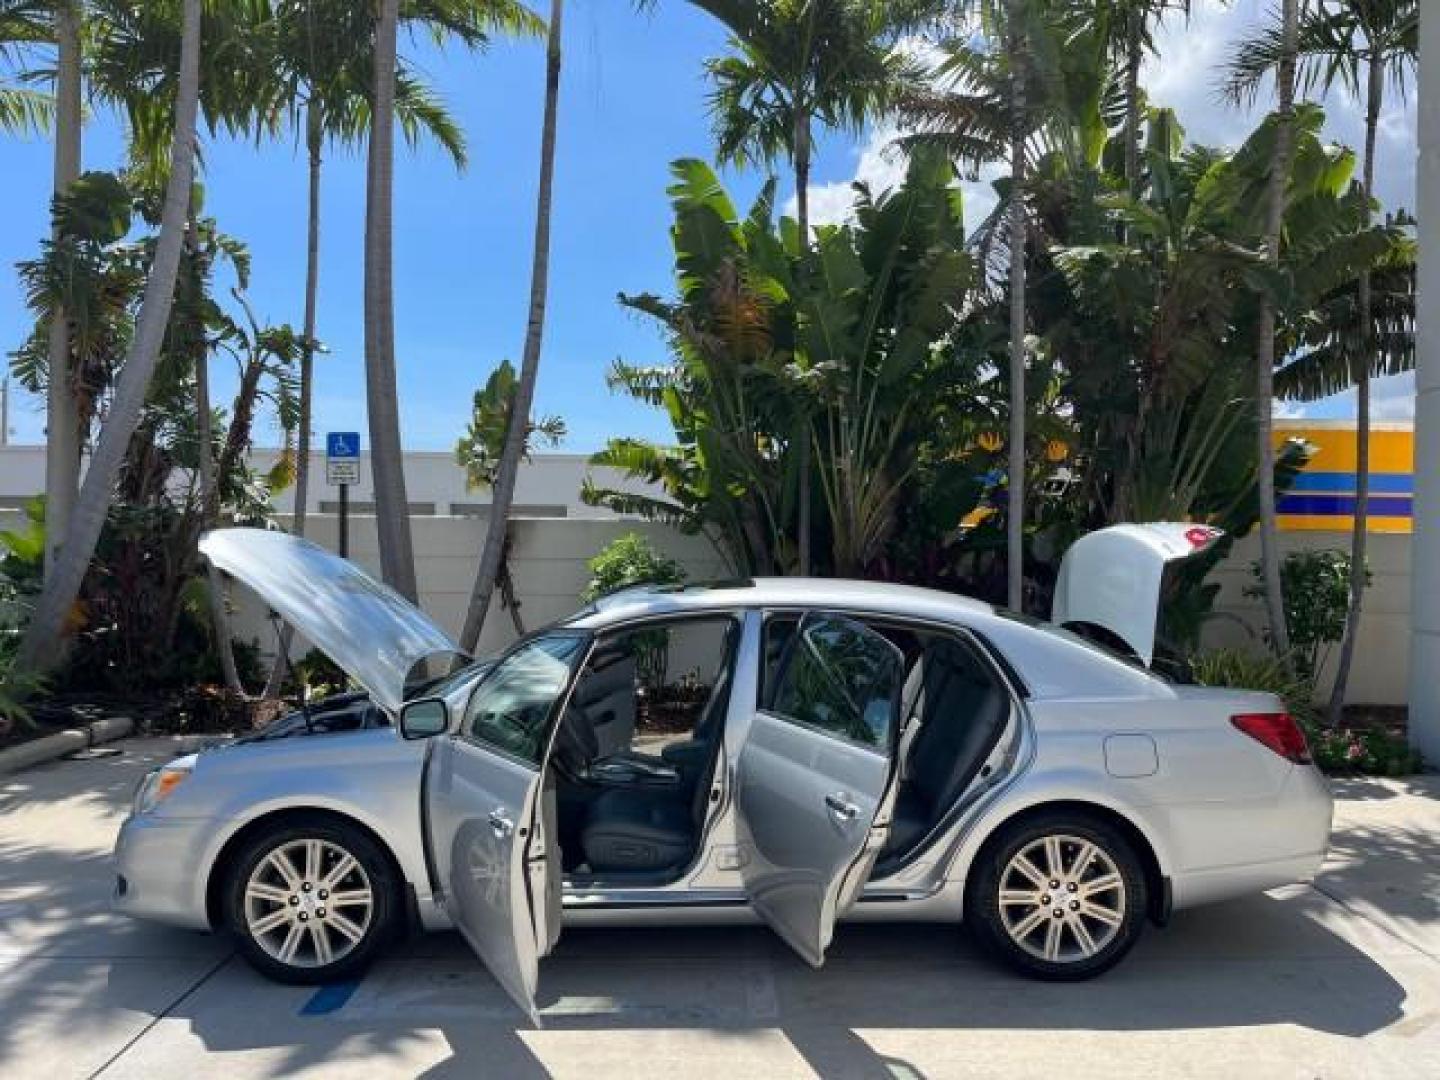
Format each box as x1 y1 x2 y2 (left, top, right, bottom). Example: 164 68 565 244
993 609 1172 683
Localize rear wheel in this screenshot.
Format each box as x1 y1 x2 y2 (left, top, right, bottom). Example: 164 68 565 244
968 813 1147 980
224 817 399 984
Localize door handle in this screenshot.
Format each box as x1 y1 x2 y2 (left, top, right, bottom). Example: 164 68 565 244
825 792 861 822
488 808 515 838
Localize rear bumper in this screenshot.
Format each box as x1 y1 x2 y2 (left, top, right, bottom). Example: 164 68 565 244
112 813 217 931
1170 764 1333 910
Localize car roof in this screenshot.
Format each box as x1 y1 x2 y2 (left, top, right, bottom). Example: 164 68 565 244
567 576 1170 703
572 577 997 629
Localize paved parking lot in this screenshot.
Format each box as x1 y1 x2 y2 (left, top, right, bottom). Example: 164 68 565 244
1 737 1438 1079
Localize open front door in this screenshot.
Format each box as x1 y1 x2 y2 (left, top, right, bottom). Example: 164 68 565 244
422 631 590 1023
736 612 904 967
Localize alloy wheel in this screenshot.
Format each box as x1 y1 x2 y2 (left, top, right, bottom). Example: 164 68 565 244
243 838 374 968
997 833 1126 963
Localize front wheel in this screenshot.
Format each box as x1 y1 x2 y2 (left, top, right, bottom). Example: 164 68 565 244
968 813 1148 980
224 817 399 985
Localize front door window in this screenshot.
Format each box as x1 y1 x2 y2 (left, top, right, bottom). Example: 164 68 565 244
462 633 590 766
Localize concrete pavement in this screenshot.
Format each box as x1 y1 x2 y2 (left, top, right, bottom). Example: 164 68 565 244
1 737 1437 1079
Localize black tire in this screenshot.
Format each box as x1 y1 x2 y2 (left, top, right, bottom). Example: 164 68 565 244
967 811 1148 981
223 815 400 985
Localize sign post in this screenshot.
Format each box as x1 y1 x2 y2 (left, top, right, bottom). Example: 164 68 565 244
326 431 361 558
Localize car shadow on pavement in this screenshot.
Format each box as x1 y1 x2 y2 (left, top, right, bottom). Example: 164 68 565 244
112 888 1412 1080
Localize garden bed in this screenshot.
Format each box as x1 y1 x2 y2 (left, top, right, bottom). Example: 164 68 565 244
3 688 291 749
1308 705 1420 777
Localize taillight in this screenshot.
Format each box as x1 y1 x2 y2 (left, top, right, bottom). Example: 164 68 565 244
1231 713 1310 764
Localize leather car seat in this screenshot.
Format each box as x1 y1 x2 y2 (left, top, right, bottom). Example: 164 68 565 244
883 638 1009 858
579 660 733 875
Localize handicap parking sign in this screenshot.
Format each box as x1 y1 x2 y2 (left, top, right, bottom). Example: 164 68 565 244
326 431 361 485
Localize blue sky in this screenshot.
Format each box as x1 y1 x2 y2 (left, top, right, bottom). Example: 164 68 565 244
0 0 1420 453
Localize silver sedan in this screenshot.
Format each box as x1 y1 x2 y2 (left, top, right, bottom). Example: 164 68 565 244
114 524 1332 1021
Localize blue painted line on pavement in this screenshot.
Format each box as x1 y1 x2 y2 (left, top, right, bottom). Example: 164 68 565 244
301 979 361 1016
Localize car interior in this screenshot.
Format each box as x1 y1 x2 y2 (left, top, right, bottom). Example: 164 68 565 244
549 616 739 884
545 609 1014 889
761 616 1012 872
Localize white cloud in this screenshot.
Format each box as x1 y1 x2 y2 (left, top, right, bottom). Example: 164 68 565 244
1297 371 1417 422
1145 0 1416 212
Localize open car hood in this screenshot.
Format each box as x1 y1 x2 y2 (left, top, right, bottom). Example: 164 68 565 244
1051 522 1223 667
199 529 462 714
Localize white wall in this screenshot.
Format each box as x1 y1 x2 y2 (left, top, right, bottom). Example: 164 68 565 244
1202 531 1411 706
0 444 657 518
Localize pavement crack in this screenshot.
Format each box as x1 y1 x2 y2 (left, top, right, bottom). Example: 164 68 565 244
87 950 236 1079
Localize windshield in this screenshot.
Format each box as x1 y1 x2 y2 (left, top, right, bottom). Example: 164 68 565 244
406 655 495 702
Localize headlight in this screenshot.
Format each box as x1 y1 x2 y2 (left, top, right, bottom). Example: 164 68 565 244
132 765 193 815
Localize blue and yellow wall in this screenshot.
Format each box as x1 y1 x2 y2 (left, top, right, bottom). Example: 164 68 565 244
1275 421 1415 534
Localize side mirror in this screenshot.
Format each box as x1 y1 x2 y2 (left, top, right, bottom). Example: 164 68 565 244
399 698 449 740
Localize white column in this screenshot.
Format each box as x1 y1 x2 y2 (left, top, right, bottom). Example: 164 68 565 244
1411 2 1440 761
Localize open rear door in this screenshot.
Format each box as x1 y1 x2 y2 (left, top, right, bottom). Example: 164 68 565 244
422 631 590 1023
736 612 904 967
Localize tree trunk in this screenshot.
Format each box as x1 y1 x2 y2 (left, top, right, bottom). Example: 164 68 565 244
43 0 83 582
459 0 564 654
794 114 812 577
262 103 324 699
1328 54 1384 723
1123 11 1142 201
1254 0 1298 663
364 0 418 601
1006 8 1027 613
192 264 243 695
499 532 526 637
15 0 203 675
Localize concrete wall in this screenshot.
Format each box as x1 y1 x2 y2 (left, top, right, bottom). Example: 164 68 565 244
1202 531 1411 706
0 444 655 519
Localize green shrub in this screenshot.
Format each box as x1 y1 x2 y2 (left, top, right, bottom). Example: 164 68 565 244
1246 549 1367 681
1190 648 1318 723
0 632 45 732
295 648 350 699
581 533 687 603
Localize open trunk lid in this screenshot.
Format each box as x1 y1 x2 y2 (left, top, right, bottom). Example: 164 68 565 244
1051 522 1224 667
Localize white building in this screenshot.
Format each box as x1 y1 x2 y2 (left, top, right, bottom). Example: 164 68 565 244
0 443 648 520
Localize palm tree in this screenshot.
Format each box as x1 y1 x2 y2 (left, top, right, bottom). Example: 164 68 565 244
1244 0 1300 663
259 0 534 694
15 0 202 674
0 3 82 578
459 0 564 653
895 0 1071 610
1101 0 1190 199
43 1 83 582
267 0 533 554
455 359 565 636
1226 0 1418 717
683 0 935 576
363 0 418 601
185 208 245 695
0 1 54 134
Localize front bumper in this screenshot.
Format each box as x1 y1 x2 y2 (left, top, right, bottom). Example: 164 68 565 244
112 812 220 931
